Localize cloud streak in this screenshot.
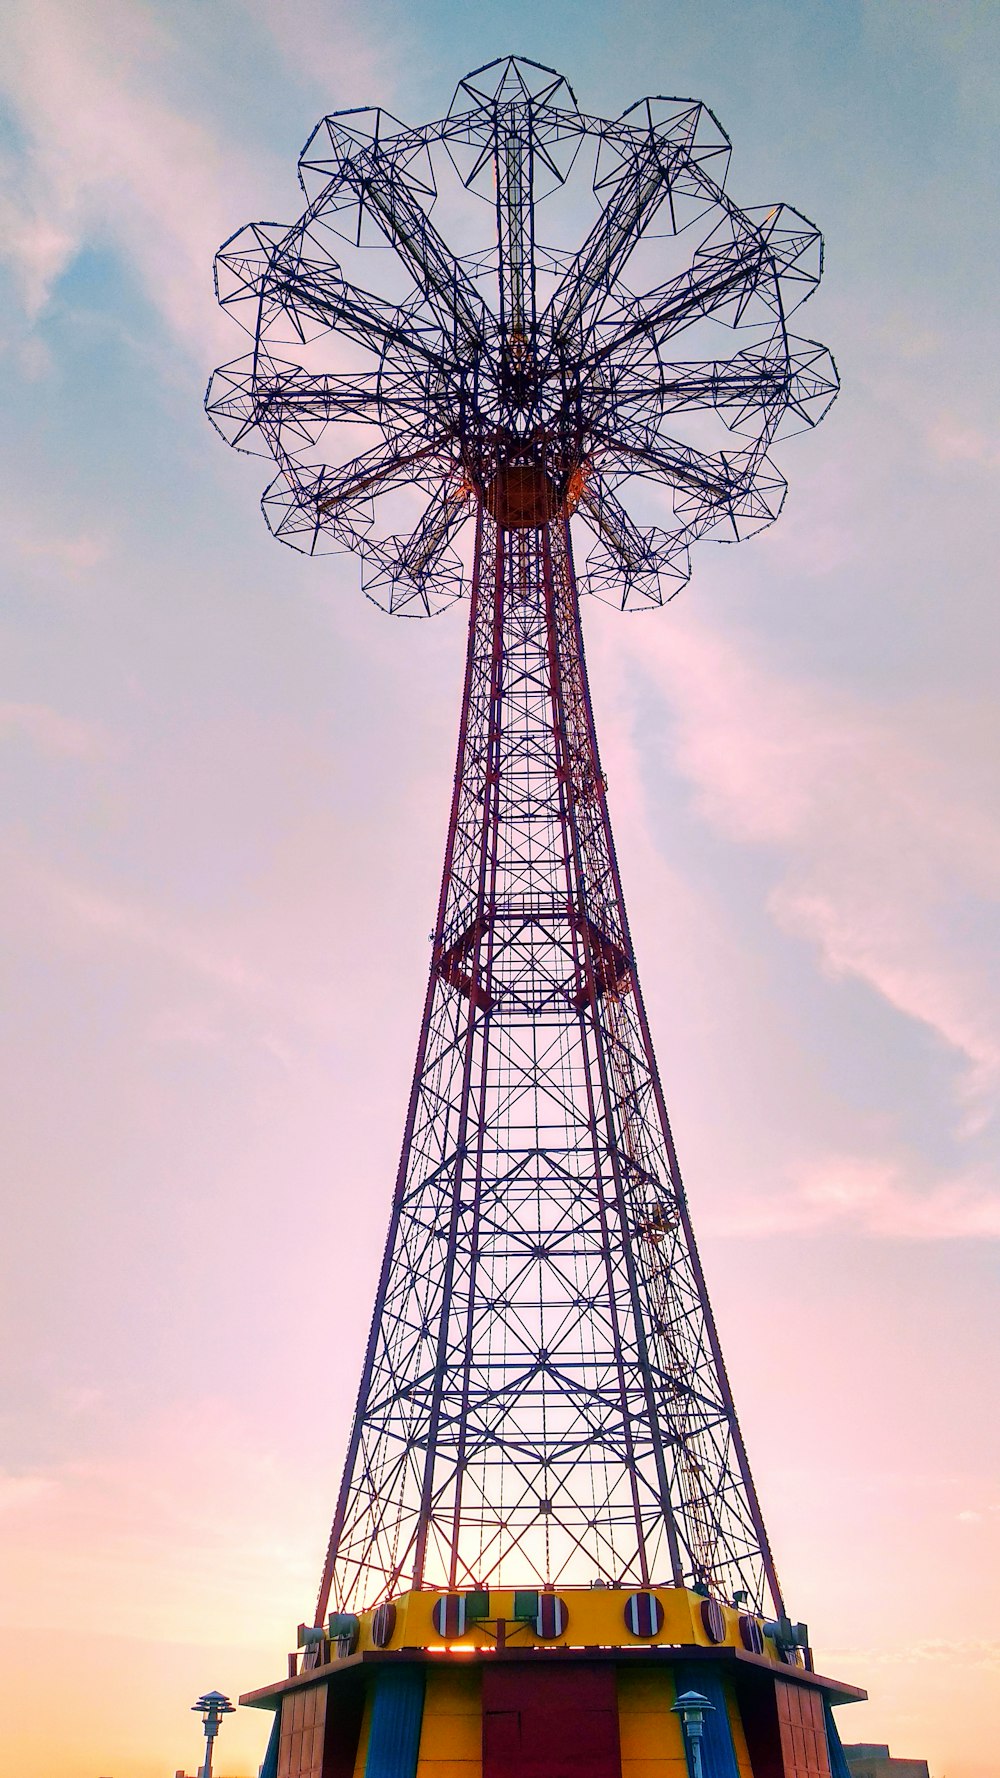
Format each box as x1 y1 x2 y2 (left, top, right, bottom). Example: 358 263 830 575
0 702 111 760
617 608 1000 1125
0 0 275 353
0 1404 318 1644
702 1154 1000 1241
0 0 402 366
6 849 268 1000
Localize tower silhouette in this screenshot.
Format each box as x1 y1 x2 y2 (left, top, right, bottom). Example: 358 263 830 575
316 508 781 1621
209 56 862 1778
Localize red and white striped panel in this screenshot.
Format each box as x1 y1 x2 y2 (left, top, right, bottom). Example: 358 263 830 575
738 1613 765 1655
623 1592 665 1637
700 1596 726 1644
371 1601 397 1647
534 1594 568 1639
432 1595 467 1638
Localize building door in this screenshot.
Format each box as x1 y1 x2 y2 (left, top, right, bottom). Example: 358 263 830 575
482 1664 621 1778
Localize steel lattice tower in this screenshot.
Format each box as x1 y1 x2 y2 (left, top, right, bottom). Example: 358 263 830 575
208 56 837 1632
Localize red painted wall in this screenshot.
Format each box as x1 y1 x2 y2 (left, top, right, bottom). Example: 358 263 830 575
482 1664 622 1778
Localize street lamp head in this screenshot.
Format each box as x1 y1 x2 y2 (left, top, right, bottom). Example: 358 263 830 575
671 1690 714 1741
192 1692 235 1739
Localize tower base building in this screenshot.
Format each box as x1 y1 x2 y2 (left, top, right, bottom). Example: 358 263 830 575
244 1588 865 1778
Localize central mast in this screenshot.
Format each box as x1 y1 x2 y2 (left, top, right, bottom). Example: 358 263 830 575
315 507 780 1623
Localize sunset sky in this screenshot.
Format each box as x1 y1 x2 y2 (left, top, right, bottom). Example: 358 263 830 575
0 3 998 1775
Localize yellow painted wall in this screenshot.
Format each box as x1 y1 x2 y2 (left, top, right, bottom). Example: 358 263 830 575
349 1586 762 1660
416 1662 482 1778
615 1666 688 1778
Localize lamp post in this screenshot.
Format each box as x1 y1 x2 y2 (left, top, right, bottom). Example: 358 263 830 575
671 1689 715 1778
191 1690 235 1778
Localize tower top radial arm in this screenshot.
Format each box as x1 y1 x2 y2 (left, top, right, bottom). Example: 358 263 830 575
208 53 836 617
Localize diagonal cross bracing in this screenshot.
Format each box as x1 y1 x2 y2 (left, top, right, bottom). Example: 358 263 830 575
315 508 782 1621
207 54 838 1643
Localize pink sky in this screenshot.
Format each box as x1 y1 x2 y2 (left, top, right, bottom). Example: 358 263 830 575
0 2 997 1775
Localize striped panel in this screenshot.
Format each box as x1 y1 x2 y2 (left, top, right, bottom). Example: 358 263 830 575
370 1601 397 1648
738 1612 765 1655
623 1591 664 1637
534 1593 568 1638
431 1594 467 1637
701 1596 727 1644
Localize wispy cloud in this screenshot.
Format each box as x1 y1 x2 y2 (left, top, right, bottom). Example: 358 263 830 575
0 1 400 363
34 865 266 997
0 1403 319 1644
927 415 1000 473
0 502 110 575
956 1503 1000 1525
14 528 110 574
234 0 401 107
1 843 357 1047
0 1473 58 1514
0 0 271 352
616 609 1000 1126
909 1637 1000 1670
703 1154 1000 1241
0 701 111 759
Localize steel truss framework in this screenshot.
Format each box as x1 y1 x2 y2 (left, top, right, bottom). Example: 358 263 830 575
208 56 837 1624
